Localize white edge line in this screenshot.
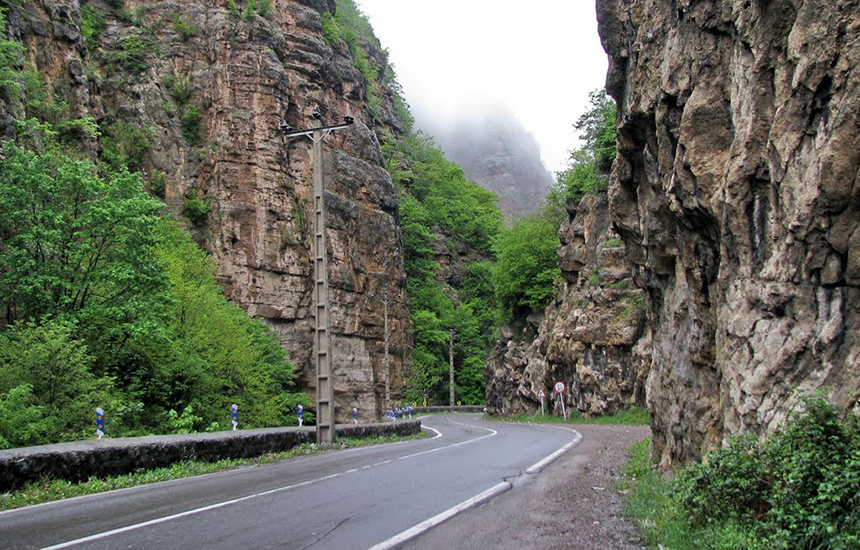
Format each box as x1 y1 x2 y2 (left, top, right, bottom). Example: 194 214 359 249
366 481 512 550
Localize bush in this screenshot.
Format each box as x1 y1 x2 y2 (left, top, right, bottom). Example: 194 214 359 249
174 15 196 41
672 394 860 549
116 35 152 74
321 12 340 44
256 0 272 18
102 121 152 171
181 104 204 146
81 7 106 52
162 74 191 105
183 191 211 226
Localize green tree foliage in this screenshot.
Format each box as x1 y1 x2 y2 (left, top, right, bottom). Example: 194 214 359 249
0 55 308 445
552 89 617 205
0 320 110 445
384 132 502 255
0 141 169 338
153 220 310 429
493 211 560 319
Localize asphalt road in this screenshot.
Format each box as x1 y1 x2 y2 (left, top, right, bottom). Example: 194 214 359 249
0 414 579 550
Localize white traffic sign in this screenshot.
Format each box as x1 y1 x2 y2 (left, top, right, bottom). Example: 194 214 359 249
554 381 566 394
537 388 545 398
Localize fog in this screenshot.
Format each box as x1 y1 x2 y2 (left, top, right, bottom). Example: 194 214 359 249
355 0 609 174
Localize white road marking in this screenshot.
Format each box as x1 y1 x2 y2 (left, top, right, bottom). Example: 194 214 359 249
366 481 512 550
38 419 491 550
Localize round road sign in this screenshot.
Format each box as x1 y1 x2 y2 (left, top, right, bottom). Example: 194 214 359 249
554 381 566 394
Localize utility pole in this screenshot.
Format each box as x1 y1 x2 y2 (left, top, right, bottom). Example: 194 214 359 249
382 292 391 412
449 329 456 411
281 111 354 444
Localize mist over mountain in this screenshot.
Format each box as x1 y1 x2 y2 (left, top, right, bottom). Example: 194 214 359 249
417 109 554 219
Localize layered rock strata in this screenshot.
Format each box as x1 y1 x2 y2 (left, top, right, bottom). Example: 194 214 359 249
597 0 860 467
5 0 411 421
485 195 649 418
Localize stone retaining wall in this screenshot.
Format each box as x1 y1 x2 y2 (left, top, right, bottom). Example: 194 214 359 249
0 421 421 491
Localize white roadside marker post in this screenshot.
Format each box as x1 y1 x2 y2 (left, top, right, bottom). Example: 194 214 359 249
96 407 104 439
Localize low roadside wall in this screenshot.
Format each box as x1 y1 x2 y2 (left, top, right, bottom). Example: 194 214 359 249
0 421 421 491
413 406 486 414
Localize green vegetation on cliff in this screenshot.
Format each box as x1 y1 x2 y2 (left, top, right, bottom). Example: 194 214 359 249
384 131 503 406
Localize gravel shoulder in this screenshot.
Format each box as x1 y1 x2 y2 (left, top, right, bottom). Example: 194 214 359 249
403 423 651 550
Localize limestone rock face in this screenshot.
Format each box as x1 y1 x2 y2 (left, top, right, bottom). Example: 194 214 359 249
7 0 411 422
485 195 649 418
596 0 860 467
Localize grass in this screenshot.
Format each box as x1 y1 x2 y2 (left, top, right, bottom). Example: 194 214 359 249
0 432 427 511
619 439 763 550
489 407 650 426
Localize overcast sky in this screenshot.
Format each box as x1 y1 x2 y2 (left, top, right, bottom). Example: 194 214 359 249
354 0 609 174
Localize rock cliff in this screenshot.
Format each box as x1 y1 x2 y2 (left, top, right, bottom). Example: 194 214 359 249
4 0 411 421
485 195 649 418
423 110 554 219
596 0 860 467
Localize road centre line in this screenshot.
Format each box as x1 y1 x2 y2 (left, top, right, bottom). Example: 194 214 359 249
38 421 491 550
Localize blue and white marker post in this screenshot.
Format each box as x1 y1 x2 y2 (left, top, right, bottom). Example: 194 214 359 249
297 404 304 426
352 407 358 424
95 407 104 439
231 403 238 431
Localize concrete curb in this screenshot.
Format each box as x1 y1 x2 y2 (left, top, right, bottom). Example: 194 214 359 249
525 430 583 474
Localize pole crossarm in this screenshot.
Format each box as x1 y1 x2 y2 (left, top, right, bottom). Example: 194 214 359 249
282 122 354 142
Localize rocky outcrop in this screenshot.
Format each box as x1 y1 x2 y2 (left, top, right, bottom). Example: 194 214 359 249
424 110 554 219
485 195 649 418
597 0 860 467
5 0 412 421
0 421 422 490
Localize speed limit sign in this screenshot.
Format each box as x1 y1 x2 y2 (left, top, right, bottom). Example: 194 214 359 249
554 381 566 394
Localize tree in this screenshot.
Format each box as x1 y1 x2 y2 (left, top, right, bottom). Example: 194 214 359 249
493 212 561 319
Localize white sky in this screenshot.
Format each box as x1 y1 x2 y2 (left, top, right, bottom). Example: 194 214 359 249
354 0 609 174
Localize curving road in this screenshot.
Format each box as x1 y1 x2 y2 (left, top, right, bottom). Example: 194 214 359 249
0 415 580 550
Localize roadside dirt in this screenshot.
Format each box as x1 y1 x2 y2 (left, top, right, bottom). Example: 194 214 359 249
403 423 651 550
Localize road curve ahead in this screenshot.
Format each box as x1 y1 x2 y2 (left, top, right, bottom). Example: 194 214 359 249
0 415 579 550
